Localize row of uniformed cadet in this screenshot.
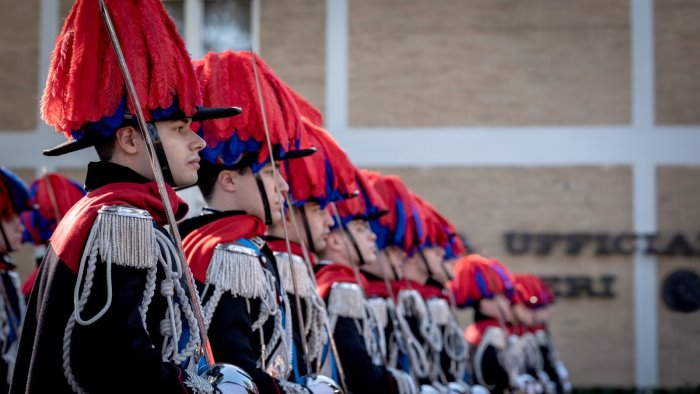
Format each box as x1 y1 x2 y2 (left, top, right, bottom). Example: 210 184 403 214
0 0 570 393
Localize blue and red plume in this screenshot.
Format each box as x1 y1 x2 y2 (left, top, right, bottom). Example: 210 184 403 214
42 0 202 141
450 254 514 307
21 173 85 245
0 167 30 220
513 274 555 308
332 168 387 228
194 50 311 172
285 118 358 208
365 172 424 254
410 194 463 258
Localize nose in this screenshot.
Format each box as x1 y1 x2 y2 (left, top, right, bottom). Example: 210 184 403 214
323 209 333 226
10 215 22 232
277 174 289 194
190 130 206 152
368 227 377 241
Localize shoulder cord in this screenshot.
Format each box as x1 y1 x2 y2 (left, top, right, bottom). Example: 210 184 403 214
62 225 199 393
443 314 468 381
395 292 431 379
363 302 387 365
155 230 201 365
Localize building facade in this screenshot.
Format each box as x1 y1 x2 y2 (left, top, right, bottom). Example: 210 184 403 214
0 0 698 389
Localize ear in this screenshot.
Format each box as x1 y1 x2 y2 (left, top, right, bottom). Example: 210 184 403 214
326 231 343 252
218 169 237 193
113 126 140 155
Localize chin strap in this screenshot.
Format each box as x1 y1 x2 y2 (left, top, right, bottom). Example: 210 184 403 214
0 223 14 254
298 205 316 254
254 172 273 226
343 225 366 267
418 249 437 285
145 123 175 186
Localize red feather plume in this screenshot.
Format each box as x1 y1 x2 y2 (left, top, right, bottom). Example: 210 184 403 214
42 0 201 138
285 118 358 206
194 51 311 166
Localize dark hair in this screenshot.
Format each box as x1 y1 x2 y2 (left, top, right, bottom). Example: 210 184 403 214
94 136 116 161
197 159 249 202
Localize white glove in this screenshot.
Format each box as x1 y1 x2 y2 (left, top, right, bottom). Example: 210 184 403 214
387 367 418 394
469 385 491 394
420 384 441 394
446 381 469 394
306 375 342 394
431 382 449 394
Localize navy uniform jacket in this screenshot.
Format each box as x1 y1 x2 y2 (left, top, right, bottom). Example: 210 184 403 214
11 162 203 394
180 212 305 394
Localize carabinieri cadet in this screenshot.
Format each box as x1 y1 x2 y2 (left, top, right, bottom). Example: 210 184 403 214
0 167 30 392
452 254 519 394
266 111 358 391
513 274 571 394
179 50 334 394
387 193 454 393
511 273 555 393
487 258 542 393
10 0 242 392
315 170 416 394
20 172 85 299
414 197 471 392
360 171 428 385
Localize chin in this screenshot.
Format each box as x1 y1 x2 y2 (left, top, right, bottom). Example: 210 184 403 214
174 175 197 188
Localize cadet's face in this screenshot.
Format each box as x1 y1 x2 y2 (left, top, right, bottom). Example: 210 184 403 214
513 303 533 326
0 214 23 253
237 163 288 224
424 246 448 284
299 202 333 252
346 219 378 265
155 119 205 187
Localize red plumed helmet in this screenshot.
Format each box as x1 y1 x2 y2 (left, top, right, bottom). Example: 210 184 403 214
285 118 358 207
21 173 86 245
0 167 30 220
333 168 387 227
41 0 204 147
451 254 513 307
194 50 312 170
364 172 423 253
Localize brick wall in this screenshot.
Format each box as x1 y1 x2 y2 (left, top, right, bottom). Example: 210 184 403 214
260 0 326 116
0 0 39 131
349 0 631 127
656 166 700 387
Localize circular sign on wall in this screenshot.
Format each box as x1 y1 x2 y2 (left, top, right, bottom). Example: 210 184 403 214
662 269 700 313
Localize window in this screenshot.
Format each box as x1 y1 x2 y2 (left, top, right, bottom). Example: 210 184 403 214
162 0 254 58
203 0 252 52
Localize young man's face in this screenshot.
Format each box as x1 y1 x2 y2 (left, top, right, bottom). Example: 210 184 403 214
513 303 533 326
0 214 23 253
156 118 205 187
234 162 288 224
423 246 448 284
296 202 333 252
480 294 514 323
346 219 378 265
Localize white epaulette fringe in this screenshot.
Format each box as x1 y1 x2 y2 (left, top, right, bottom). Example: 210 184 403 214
275 252 315 298
426 298 451 326
327 282 365 320
205 243 268 298
367 297 389 329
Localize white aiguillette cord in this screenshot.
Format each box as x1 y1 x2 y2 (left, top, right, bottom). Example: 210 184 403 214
97 0 214 367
